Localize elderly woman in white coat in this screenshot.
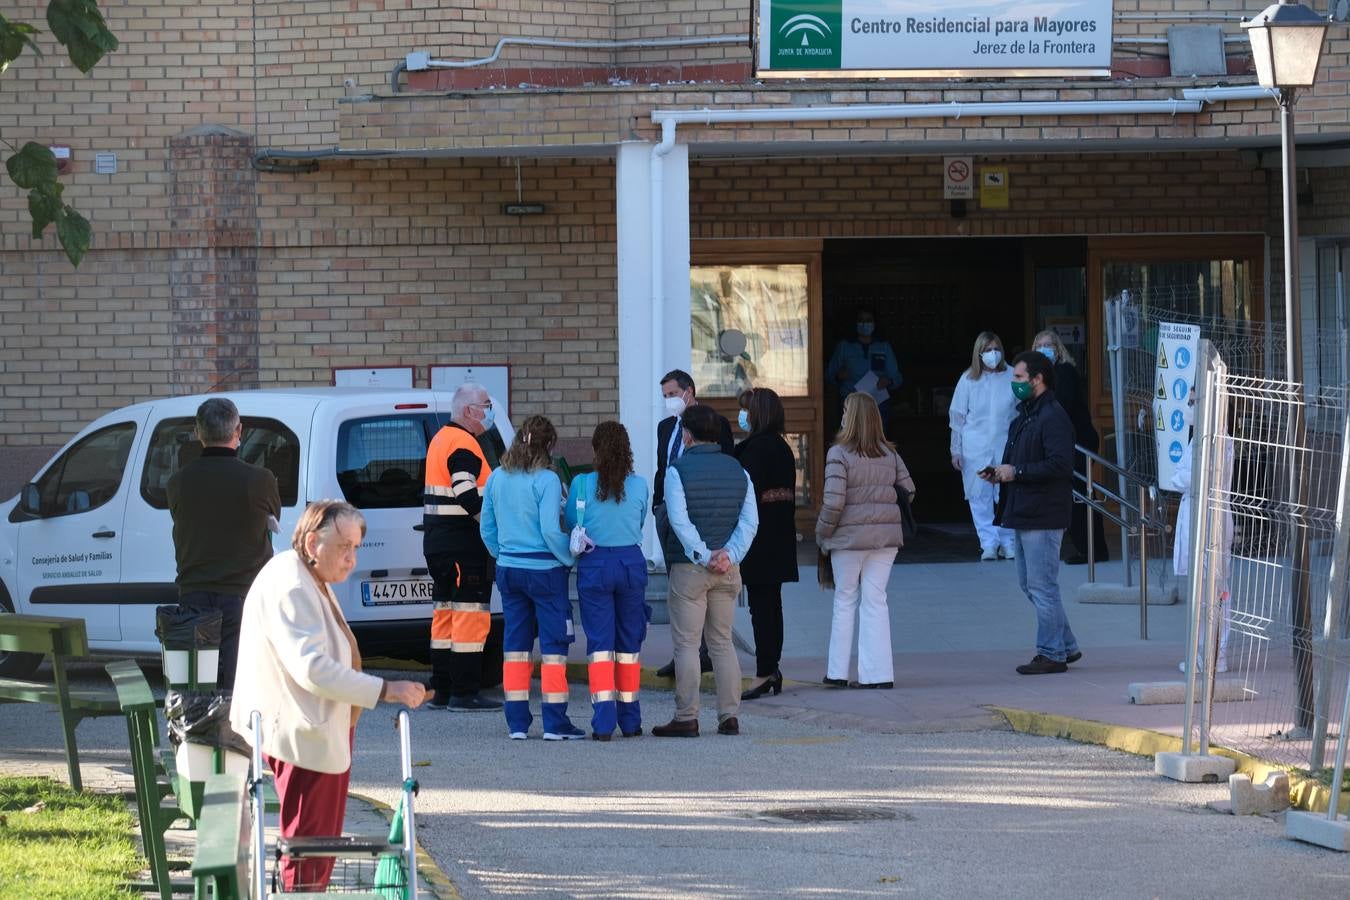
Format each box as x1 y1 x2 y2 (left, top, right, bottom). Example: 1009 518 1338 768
1172 389 1234 673
949 331 1018 561
230 500 426 892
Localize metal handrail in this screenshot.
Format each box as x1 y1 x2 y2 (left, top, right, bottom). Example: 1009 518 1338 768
1070 443 1165 639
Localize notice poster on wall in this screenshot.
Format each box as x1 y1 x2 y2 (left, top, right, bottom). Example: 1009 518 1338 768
1153 322 1201 490
756 0 1112 78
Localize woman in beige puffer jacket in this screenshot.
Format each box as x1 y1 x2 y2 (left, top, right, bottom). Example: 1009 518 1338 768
816 393 916 689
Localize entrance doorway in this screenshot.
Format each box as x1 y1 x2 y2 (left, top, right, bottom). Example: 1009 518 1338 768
823 237 1087 523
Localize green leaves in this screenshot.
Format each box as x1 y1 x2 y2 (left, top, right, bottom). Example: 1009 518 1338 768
0 16 41 73
6 143 91 265
3 3 116 265
46 0 117 73
6 142 57 189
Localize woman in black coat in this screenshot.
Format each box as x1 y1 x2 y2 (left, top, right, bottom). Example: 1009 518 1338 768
1032 330 1109 563
733 388 800 699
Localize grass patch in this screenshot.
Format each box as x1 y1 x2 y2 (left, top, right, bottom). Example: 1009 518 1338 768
0 776 139 899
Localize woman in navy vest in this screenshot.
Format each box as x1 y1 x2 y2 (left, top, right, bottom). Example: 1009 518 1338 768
734 388 800 699
564 422 650 740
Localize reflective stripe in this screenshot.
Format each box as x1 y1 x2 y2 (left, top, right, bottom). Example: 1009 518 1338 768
503 651 531 663
540 665 568 695
615 661 641 693
588 651 615 663
449 641 486 652
540 654 568 666
430 638 453 649
424 503 471 516
588 660 616 694
591 690 616 702
425 484 456 498
542 692 569 704
614 652 640 664
617 690 638 702
449 601 490 613
504 690 530 702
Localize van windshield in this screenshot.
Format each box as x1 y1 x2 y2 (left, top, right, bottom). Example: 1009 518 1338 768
336 415 441 509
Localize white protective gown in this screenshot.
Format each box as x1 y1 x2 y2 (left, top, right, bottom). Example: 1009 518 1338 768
949 367 1018 552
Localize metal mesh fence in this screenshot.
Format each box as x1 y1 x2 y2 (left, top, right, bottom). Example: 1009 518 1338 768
1187 341 1350 778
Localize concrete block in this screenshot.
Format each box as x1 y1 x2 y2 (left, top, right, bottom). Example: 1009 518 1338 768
1076 581 1179 605
1155 751 1236 783
1286 810 1350 851
1228 772 1290 815
1128 679 1248 705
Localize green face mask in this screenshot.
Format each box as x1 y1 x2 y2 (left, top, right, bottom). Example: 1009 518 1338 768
1012 380 1035 401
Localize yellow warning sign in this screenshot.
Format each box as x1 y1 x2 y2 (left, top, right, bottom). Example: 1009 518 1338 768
1157 408 1165 431
1157 342 1169 369
1157 374 1167 399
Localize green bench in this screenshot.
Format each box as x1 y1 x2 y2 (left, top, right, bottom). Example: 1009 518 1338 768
106 659 193 899
0 614 121 791
193 772 385 900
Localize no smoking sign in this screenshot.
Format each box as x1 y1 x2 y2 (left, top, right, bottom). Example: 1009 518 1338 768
944 156 973 200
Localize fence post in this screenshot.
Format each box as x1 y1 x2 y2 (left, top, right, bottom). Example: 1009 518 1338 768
1107 297 1133 588
1310 409 1350 770
1138 483 1149 640
1181 342 1217 755
1086 458 1097 584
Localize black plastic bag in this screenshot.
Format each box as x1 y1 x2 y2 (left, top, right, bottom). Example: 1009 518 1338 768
155 605 223 650
164 690 249 756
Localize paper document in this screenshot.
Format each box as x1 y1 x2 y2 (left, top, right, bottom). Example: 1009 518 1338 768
854 370 891 404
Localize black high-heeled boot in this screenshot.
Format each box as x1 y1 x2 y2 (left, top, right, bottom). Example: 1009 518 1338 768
741 669 783 700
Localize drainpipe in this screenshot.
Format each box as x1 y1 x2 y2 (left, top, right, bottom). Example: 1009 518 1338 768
650 117 677 497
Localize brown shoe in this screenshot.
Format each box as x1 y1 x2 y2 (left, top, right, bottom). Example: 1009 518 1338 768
651 718 699 738
717 717 739 736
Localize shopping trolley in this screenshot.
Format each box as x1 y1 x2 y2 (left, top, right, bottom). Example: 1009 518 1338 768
249 710 420 898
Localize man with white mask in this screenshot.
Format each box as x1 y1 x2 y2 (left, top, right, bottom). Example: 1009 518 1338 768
653 370 733 678
949 331 1019 561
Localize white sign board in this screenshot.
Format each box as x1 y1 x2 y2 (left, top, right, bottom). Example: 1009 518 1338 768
756 0 1112 78
1153 322 1201 490
429 365 512 441
332 366 414 388
943 156 973 200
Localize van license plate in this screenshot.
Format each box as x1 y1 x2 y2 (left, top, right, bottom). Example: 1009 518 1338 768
360 580 435 606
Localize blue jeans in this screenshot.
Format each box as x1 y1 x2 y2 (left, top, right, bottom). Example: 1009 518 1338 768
1015 529 1078 663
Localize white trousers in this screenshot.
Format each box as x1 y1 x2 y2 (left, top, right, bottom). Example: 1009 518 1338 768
967 476 1014 553
827 547 898 684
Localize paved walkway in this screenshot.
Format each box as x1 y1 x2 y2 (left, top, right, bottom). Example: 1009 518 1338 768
6 557 1349 897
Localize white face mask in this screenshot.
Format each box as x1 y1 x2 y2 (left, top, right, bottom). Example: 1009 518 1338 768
980 349 1002 369
663 395 687 417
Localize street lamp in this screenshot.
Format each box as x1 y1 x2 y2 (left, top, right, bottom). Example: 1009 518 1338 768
1240 1 1329 745
1241 0 1329 383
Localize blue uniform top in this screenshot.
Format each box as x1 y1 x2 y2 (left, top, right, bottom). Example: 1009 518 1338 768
826 338 902 398
480 468 575 570
564 472 648 549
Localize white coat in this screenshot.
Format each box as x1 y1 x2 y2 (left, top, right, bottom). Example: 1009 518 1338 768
229 550 384 774
1171 436 1234 584
948 366 1017 500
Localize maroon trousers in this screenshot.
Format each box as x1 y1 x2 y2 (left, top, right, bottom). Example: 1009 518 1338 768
265 730 353 892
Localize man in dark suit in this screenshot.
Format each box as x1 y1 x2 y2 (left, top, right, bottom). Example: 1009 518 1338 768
654 370 734 678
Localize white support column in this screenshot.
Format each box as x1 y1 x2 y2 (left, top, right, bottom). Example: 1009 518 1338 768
616 140 690 567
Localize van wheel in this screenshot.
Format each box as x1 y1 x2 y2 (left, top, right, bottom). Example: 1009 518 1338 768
0 588 42 679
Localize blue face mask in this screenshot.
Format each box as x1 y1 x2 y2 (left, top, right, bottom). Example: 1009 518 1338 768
478 403 496 431
737 409 750 432
857 322 875 337
1038 346 1056 363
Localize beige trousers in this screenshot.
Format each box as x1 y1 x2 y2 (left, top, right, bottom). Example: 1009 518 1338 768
667 562 743 722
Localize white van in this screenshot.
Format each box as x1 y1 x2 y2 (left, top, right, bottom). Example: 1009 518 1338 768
0 388 509 678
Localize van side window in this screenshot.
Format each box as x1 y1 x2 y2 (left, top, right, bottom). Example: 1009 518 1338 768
140 416 301 509
337 415 438 509
28 423 137 518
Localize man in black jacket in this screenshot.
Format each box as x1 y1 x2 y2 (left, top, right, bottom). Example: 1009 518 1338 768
654 369 733 678
984 351 1082 675
167 398 281 690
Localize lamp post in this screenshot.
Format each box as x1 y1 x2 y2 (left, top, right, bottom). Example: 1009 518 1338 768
1241 1 1329 741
